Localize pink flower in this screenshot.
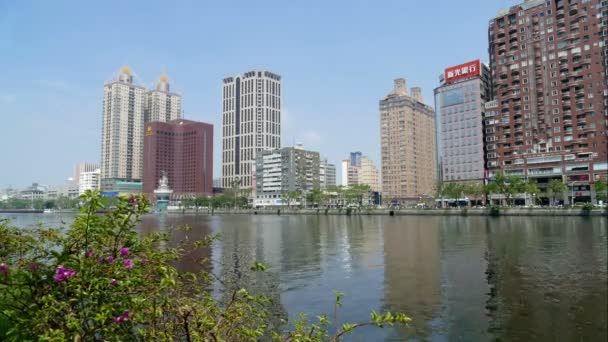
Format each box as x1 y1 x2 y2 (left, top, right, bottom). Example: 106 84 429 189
85 249 93 257
123 259 134 269
53 265 76 282
113 311 130 323
97 257 104 264
106 256 115 264
110 278 117 287
0 263 8 277
119 247 129 257
140 258 148 265
128 196 137 204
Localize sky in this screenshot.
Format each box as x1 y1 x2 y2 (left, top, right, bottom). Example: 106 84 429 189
0 0 519 189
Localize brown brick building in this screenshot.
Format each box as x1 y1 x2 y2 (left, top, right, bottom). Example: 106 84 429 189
143 119 213 198
487 0 608 203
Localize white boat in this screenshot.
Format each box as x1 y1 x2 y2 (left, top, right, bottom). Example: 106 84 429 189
43 209 54 214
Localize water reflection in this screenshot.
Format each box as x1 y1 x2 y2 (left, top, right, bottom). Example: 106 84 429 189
3 213 606 341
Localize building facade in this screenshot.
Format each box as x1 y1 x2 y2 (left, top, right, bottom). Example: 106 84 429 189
254 146 320 206
350 151 362 167
320 158 336 189
380 78 437 203
143 119 214 198
72 163 99 186
341 159 360 187
487 0 608 203
146 75 182 122
100 66 147 186
434 60 492 184
359 156 380 192
222 70 282 189
79 169 101 195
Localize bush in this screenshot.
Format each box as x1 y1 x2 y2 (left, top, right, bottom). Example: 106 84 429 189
0 191 410 341
581 203 594 216
488 206 500 217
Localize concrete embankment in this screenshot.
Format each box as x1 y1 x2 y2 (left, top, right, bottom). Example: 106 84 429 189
168 207 608 217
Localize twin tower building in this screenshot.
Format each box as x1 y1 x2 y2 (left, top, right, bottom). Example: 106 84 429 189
99 66 282 199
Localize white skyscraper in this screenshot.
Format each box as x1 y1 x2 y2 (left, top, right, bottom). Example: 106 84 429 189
146 74 182 122
100 66 147 184
221 70 282 188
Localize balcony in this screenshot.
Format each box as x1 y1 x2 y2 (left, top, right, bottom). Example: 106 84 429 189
571 22 580 29
563 119 573 125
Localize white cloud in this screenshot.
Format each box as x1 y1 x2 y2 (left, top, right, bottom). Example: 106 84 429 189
0 93 16 104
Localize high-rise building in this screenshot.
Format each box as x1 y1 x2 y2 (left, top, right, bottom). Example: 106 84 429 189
72 163 99 186
222 70 282 189
359 156 380 192
146 74 182 122
143 119 213 198
254 145 320 206
487 0 607 203
434 60 492 184
79 168 101 195
380 79 437 203
320 158 337 189
350 151 362 167
340 159 359 187
100 66 147 187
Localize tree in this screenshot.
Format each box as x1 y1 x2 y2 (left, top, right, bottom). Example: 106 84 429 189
524 180 541 205
547 179 567 206
282 191 302 208
463 183 484 206
504 175 523 206
593 180 608 203
306 188 325 208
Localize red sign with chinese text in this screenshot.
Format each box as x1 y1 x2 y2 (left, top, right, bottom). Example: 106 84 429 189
444 60 481 84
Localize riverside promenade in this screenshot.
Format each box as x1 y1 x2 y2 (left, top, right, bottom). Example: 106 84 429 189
168 207 608 217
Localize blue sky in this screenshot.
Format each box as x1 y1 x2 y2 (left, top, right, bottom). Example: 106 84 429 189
0 0 517 188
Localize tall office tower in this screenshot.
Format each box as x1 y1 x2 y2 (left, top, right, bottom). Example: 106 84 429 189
434 60 492 184
221 70 282 189
359 156 380 192
320 158 337 189
146 74 182 123
254 145 320 207
72 162 99 186
488 0 607 203
350 151 362 167
100 66 147 187
380 79 437 203
143 119 213 198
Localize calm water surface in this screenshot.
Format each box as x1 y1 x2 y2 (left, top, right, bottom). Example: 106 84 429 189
3 213 607 341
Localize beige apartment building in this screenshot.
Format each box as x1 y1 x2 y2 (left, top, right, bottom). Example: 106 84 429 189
380 78 437 203
359 156 380 192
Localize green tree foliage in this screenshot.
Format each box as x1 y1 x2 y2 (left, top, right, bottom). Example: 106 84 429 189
547 179 568 205
593 180 608 202
0 191 411 340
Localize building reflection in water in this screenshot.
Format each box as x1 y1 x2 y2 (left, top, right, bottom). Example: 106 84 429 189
484 216 607 341
382 216 443 340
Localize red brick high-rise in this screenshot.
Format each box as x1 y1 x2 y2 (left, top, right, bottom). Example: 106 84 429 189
487 0 608 203
143 119 213 199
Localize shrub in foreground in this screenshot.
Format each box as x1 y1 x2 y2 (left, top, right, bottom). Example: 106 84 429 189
0 191 410 341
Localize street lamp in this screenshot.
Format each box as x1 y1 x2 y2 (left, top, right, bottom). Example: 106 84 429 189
569 180 582 207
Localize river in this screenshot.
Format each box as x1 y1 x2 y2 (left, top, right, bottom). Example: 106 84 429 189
2 213 606 341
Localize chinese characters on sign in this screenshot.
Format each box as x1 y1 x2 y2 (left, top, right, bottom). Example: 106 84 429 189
445 60 481 84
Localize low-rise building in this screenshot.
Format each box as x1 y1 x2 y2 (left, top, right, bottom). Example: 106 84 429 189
79 169 101 195
254 145 320 207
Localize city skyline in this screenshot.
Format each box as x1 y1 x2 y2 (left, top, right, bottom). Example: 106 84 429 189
0 0 504 188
